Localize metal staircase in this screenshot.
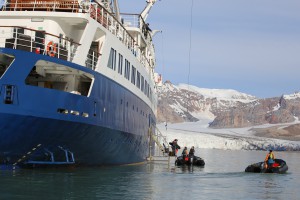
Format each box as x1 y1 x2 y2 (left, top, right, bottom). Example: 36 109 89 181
148 125 169 159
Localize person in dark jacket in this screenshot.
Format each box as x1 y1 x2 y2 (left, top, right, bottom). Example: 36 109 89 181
189 146 195 157
182 147 188 156
169 139 180 156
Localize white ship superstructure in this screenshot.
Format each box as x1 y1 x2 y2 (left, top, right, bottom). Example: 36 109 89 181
1 0 157 112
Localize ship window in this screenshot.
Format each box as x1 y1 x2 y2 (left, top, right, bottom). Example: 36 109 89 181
57 108 68 114
124 59 130 80
136 71 140 89
0 53 15 79
82 112 89 117
144 80 148 95
131 66 136 85
107 48 116 70
25 60 94 97
118 53 123 75
141 76 144 92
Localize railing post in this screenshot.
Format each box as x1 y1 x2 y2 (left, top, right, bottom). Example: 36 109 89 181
14 0 17 11
57 43 60 58
92 51 95 70
33 0 37 11
72 1 75 12
67 41 71 61
101 8 104 27
30 36 33 52
95 4 98 22
13 28 17 49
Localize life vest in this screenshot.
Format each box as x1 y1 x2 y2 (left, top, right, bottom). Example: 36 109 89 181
265 152 275 162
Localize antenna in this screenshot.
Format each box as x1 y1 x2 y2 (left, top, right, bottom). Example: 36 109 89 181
186 0 194 118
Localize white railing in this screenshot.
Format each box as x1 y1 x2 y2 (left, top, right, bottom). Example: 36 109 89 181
85 50 100 70
121 14 140 28
0 26 99 70
88 3 138 57
2 0 80 13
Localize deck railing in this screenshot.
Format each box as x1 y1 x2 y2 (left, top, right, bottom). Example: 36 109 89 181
0 26 99 70
2 0 80 12
1 0 154 71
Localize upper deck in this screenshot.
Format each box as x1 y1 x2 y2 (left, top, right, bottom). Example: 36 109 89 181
0 0 155 72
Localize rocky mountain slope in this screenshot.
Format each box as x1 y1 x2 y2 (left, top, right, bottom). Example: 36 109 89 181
157 81 300 128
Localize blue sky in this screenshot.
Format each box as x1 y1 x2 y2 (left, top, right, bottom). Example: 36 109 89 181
119 0 300 98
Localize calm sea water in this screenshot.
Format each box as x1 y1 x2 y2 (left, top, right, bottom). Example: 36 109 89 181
0 149 299 200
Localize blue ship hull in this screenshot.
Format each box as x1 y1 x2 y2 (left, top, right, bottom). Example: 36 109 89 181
0 48 156 166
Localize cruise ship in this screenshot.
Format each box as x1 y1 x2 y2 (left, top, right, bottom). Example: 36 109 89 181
0 0 159 166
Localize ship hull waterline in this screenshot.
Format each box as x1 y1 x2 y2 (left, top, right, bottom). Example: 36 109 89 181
0 48 156 167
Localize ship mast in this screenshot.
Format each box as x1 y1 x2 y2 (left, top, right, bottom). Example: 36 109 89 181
141 0 157 21
112 0 120 22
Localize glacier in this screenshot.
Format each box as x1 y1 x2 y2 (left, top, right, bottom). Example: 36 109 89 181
158 121 300 151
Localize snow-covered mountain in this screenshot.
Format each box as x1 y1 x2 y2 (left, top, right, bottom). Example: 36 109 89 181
156 82 300 151
157 81 300 128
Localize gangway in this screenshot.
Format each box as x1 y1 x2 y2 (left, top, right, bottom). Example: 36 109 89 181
147 125 172 161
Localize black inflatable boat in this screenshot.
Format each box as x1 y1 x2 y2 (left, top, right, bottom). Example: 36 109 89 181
245 159 288 173
175 156 205 167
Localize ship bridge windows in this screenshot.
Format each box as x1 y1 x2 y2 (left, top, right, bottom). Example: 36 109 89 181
25 60 94 96
0 53 15 79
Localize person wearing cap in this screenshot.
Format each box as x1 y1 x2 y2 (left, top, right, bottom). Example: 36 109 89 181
264 150 275 169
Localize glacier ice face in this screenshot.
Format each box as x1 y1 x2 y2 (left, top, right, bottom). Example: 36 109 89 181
159 122 300 151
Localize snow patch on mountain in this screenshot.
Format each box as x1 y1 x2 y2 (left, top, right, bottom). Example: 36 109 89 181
283 92 300 100
178 83 257 103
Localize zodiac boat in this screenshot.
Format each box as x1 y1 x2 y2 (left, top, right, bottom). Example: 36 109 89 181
245 159 288 173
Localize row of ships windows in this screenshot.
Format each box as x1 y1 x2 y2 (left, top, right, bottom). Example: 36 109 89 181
107 48 153 102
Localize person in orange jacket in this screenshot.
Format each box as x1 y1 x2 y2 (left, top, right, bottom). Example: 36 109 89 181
182 147 189 161
264 150 275 168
